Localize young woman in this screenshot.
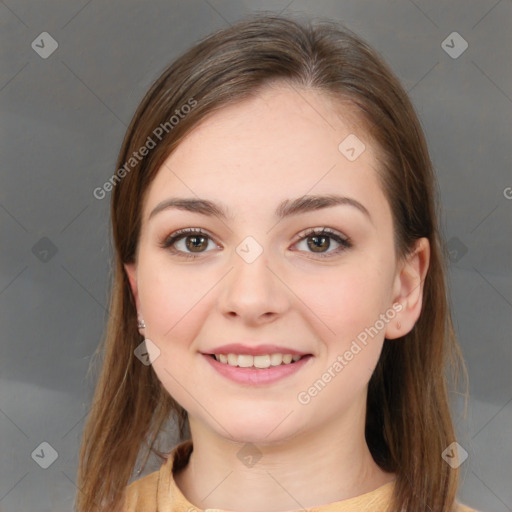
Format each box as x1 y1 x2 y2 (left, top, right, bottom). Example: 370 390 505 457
76 14 478 512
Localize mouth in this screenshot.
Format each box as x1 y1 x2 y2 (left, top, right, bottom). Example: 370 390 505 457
206 353 310 369
201 352 314 385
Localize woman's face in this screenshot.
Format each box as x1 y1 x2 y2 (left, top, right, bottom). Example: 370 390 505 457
125 85 418 444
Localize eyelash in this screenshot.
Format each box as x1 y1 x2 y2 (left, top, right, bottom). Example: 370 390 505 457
159 227 352 260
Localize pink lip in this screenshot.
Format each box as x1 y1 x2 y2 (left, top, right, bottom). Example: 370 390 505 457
202 353 313 385
202 343 310 356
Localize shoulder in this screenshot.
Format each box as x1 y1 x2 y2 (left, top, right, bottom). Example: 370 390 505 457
121 469 160 511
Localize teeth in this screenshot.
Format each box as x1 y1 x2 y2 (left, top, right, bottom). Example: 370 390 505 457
254 354 271 368
213 353 303 369
270 353 283 366
237 354 253 368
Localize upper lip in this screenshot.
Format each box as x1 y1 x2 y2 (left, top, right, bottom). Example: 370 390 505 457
202 343 311 356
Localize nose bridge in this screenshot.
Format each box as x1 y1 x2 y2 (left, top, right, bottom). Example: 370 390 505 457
219 235 288 320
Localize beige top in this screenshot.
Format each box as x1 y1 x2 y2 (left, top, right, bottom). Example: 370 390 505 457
122 440 480 512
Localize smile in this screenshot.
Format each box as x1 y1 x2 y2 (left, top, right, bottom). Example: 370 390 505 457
211 353 303 369
203 353 313 385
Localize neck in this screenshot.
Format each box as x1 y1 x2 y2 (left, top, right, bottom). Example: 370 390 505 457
174 395 395 512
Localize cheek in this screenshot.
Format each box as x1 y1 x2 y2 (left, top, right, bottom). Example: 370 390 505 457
294 258 390 342
136 258 215 406
295 264 391 406
137 253 210 338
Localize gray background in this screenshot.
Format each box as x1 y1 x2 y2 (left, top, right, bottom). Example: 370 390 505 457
0 1 511 511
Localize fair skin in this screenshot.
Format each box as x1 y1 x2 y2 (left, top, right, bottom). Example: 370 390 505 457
125 84 430 512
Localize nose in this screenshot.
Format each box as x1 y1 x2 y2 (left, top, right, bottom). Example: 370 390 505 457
218 244 290 325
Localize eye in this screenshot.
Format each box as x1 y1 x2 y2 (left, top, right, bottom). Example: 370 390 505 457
159 228 219 259
293 228 352 258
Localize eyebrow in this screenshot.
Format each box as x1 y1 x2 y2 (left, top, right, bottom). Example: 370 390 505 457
148 194 372 223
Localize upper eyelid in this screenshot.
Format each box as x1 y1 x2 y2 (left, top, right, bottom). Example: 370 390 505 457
298 227 348 240
171 228 220 245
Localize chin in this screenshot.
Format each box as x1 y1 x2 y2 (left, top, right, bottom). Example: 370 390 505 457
213 408 305 446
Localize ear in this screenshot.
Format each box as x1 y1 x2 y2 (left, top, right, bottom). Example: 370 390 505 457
124 263 141 312
385 237 430 340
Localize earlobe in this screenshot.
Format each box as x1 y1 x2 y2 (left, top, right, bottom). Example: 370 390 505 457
385 237 430 340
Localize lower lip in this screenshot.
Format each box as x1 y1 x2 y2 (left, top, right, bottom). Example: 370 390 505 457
202 354 313 385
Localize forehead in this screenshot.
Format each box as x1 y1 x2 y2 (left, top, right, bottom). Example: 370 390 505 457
142 84 387 220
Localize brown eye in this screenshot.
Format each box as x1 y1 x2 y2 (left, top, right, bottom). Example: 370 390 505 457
184 234 209 252
307 234 331 253
294 228 352 258
160 228 218 259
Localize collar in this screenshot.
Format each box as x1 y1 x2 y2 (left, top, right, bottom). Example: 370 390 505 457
157 439 396 512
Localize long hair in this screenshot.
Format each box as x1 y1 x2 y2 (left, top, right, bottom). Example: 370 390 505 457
75 13 469 512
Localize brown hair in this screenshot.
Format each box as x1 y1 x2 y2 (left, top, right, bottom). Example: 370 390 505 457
76 13 469 512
